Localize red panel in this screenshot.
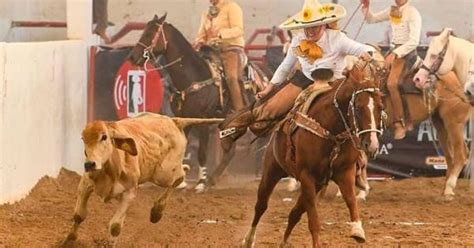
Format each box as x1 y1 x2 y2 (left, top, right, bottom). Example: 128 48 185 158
87 46 97 123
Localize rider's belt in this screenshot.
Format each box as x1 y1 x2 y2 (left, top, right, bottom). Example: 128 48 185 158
221 45 245 53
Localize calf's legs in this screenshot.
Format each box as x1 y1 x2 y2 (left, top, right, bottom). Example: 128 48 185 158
108 189 137 244
64 175 93 242
150 187 174 223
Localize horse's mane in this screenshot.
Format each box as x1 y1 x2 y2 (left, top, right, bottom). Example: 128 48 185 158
451 35 474 48
313 63 382 111
164 22 210 71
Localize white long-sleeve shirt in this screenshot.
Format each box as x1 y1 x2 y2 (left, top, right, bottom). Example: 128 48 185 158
364 1 422 58
271 29 375 85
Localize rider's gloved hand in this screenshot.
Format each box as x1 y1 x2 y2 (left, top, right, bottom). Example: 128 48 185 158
360 51 373 62
256 84 275 100
193 41 204 51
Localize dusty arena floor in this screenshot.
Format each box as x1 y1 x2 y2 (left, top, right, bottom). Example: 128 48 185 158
0 169 473 247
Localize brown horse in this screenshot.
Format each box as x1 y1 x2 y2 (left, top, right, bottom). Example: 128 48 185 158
128 14 269 192
242 59 385 247
387 69 471 200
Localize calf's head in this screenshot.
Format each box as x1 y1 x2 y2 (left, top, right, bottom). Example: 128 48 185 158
81 121 138 172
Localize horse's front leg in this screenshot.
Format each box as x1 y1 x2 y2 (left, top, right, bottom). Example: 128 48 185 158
64 175 94 244
334 165 366 243
355 153 370 201
195 125 210 193
242 147 286 248
299 172 322 248
444 122 468 199
280 193 305 247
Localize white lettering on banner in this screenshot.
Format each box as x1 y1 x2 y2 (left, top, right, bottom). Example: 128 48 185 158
379 143 393 155
417 120 472 142
417 121 436 142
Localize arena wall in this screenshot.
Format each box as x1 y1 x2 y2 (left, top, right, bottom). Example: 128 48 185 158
0 41 87 204
1 0 472 44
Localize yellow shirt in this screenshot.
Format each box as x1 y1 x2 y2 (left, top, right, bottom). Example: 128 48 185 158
195 0 245 47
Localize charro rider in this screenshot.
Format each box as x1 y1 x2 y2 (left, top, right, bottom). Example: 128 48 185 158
220 0 375 140
194 0 246 112
362 0 422 139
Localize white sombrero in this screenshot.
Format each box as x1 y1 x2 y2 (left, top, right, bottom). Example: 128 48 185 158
280 0 346 30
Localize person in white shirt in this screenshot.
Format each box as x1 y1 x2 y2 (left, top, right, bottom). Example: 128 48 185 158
219 0 374 140
362 0 422 139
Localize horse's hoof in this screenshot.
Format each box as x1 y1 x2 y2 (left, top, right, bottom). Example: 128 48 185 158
175 180 188 189
356 191 368 202
278 241 290 248
443 193 455 201
350 221 366 243
241 230 256 248
194 182 207 194
241 238 255 248
286 178 300 192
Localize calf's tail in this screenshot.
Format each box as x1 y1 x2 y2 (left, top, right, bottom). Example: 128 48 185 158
171 117 224 130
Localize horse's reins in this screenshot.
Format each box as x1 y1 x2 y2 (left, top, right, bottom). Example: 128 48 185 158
307 59 383 185
137 22 183 72
334 60 384 146
418 37 469 104
342 3 366 40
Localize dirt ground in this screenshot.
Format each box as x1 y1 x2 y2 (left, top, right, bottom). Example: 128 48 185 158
0 168 473 248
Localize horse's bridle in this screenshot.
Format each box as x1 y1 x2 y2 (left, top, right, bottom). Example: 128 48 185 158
348 88 384 137
419 37 450 80
136 22 182 71
333 60 384 147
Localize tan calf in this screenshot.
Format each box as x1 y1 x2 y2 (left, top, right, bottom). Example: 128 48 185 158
63 113 222 246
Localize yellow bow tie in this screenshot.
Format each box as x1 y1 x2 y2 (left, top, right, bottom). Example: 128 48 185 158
389 6 402 24
295 40 324 63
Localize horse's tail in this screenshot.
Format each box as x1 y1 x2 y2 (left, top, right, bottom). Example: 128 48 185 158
171 117 224 130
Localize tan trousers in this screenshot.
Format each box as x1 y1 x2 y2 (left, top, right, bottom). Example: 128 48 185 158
221 50 245 111
253 83 303 121
387 58 406 124
93 0 108 34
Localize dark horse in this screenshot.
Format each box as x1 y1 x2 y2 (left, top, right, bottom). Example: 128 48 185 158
241 58 385 247
128 14 268 192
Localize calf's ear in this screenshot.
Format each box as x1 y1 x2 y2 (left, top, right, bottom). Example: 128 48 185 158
112 137 138 156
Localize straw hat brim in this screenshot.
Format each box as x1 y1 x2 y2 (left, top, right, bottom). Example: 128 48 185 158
279 3 346 30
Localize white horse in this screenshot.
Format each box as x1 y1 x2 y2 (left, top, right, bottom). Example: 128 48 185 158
413 27 474 197
413 28 473 91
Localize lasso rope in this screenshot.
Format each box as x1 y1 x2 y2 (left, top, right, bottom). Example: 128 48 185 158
341 3 366 40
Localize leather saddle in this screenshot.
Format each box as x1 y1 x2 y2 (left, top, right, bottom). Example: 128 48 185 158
199 45 268 106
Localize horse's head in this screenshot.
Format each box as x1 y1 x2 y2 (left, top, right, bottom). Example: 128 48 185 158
414 28 454 88
344 57 385 158
129 14 169 66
